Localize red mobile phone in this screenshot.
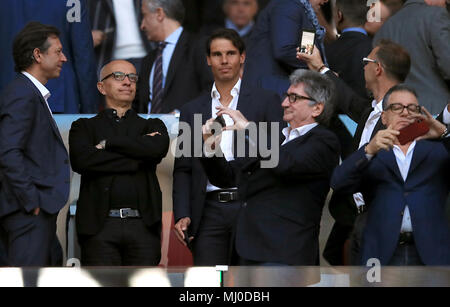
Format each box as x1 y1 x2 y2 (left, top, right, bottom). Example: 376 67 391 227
397 120 429 145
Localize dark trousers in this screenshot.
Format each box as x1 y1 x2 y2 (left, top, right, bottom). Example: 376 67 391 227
192 199 242 266
387 243 424 266
79 218 161 266
0 210 59 266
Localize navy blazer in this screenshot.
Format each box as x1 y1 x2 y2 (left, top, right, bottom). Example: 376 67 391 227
172 84 284 237
0 0 99 113
202 125 340 265
134 30 213 114
243 0 327 97
0 74 70 217
331 140 450 265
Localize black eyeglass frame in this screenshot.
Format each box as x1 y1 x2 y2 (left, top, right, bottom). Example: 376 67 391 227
283 92 317 104
384 103 422 114
101 71 139 82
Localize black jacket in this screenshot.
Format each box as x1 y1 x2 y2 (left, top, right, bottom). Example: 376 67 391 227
69 109 169 236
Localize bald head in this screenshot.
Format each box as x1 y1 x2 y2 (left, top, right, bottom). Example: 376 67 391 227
97 60 137 108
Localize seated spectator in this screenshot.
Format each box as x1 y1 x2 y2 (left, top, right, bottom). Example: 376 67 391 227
331 84 450 265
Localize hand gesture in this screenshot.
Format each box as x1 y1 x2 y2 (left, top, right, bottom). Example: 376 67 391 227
365 125 400 155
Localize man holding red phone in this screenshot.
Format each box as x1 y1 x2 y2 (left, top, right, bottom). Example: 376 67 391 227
332 84 450 265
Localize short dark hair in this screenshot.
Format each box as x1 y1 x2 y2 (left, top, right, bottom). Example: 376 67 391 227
382 83 418 110
206 28 246 56
12 22 60 72
374 39 411 83
336 0 369 26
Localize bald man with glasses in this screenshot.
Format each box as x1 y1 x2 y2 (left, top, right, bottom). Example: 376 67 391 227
69 60 169 266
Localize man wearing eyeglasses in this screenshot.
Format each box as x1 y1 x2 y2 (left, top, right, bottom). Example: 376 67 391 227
200 69 340 266
331 84 450 265
69 60 170 266
298 39 411 265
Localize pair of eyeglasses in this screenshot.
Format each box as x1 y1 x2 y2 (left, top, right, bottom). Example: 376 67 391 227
384 103 421 114
101 71 139 82
362 57 378 66
283 92 317 104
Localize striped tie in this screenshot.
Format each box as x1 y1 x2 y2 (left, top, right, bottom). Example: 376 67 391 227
150 41 167 114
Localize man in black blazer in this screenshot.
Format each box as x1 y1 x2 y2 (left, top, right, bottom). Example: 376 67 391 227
172 29 284 265
200 69 340 265
325 0 373 99
0 22 70 266
298 39 411 264
134 0 213 114
69 60 169 266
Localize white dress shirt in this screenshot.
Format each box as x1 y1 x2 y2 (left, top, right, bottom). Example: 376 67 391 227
281 123 318 146
21 71 53 115
442 106 450 124
112 0 147 60
205 79 241 192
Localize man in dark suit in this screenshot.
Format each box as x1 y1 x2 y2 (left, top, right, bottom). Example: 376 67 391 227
331 84 450 265
69 60 169 266
325 0 373 99
200 69 340 265
172 29 283 266
242 0 330 97
298 39 411 264
0 0 99 113
134 0 212 114
0 22 70 266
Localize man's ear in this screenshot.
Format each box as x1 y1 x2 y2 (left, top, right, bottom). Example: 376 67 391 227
97 81 106 96
381 111 387 126
32 48 41 63
240 51 246 65
156 7 165 21
312 102 324 118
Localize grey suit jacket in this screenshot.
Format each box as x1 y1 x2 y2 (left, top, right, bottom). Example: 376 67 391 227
374 0 450 114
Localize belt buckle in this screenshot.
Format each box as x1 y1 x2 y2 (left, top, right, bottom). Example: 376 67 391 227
119 208 131 218
218 192 231 203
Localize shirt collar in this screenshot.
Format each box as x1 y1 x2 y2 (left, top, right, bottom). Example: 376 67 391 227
21 71 50 100
103 108 134 119
372 99 384 113
164 26 183 45
341 27 368 36
211 79 241 100
282 123 318 143
225 19 254 37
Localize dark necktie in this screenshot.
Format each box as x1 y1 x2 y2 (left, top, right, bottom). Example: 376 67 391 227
150 41 167 114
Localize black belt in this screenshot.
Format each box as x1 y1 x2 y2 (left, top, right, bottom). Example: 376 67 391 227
206 190 239 203
108 208 141 218
398 232 414 245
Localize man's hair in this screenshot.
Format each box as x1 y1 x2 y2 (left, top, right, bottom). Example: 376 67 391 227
289 69 335 126
144 0 185 23
336 0 369 26
382 83 418 110
374 39 411 83
206 28 246 56
12 21 60 72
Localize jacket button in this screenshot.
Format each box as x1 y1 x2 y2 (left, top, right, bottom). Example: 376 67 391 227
243 202 247 208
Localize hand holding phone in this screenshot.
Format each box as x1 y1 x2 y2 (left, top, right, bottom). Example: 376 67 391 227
397 120 430 145
299 30 316 55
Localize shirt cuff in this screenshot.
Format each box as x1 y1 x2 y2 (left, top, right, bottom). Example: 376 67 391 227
443 107 450 125
319 67 330 74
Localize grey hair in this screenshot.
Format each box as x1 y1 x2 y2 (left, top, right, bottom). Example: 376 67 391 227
289 69 335 126
144 0 185 23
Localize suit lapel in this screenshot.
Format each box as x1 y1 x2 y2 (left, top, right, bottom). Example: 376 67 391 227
377 150 404 182
20 74 65 145
104 0 114 14
407 141 432 178
236 86 251 116
164 30 187 97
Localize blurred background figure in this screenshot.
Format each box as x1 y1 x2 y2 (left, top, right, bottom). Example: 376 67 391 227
0 0 99 113
364 0 392 37
200 0 259 44
88 0 153 76
374 0 450 114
